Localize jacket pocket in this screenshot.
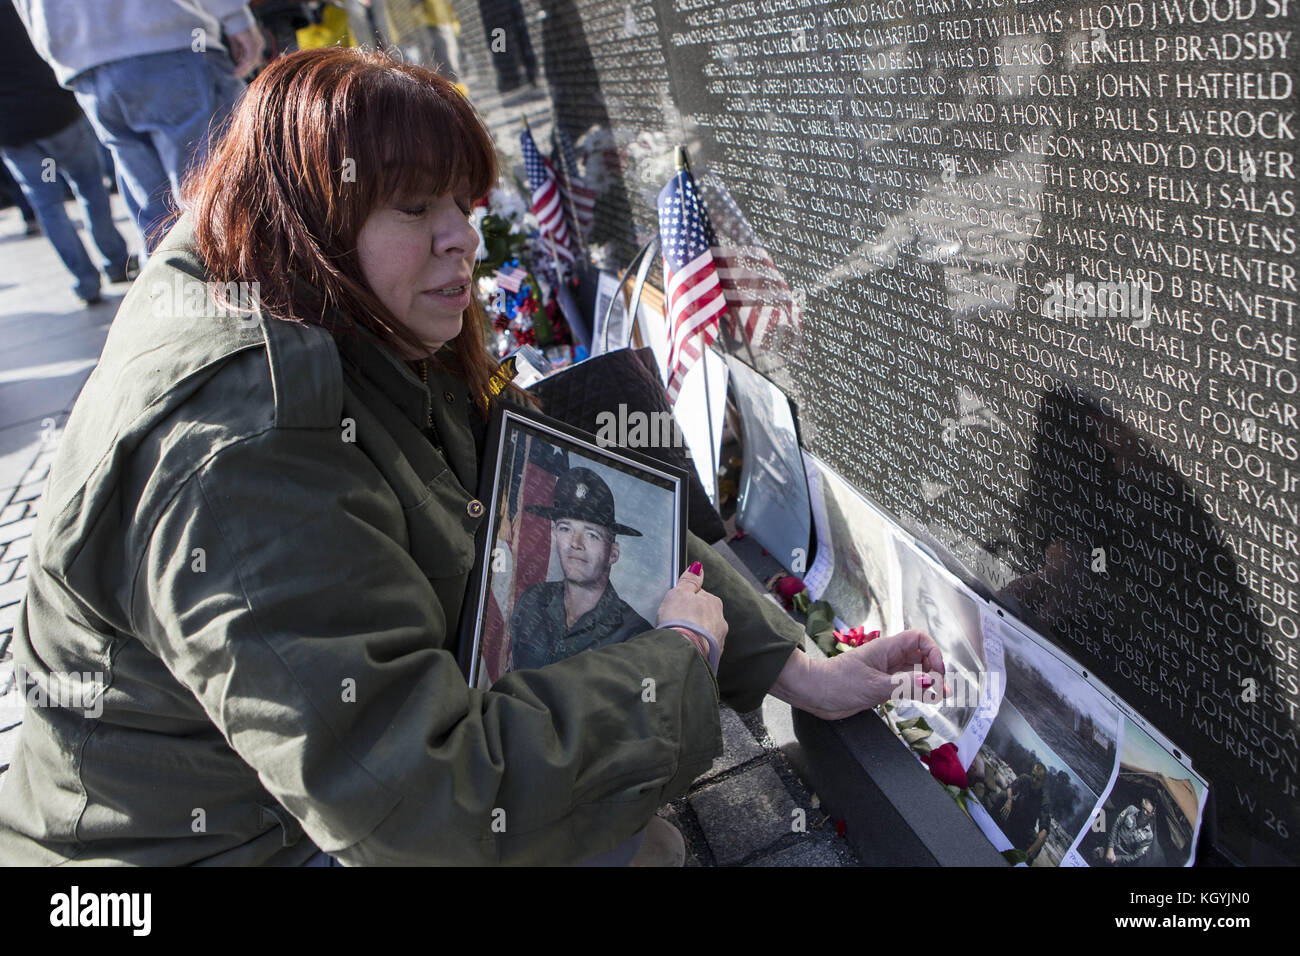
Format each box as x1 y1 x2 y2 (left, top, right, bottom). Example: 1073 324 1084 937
404 466 481 580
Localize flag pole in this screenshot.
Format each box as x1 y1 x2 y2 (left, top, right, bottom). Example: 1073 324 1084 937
551 109 588 261
523 114 565 287
676 145 720 507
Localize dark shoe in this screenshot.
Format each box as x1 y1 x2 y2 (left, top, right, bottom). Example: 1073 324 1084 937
105 253 140 283
24 219 40 236
79 293 104 306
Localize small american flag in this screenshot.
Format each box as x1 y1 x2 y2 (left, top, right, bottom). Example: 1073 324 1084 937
698 175 802 350
552 125 596 238
657 168 727 403
521 125 575 267
496 263 527 294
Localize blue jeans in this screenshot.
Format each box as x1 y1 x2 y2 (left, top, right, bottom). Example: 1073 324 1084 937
2 115 132 300
71 49 245 253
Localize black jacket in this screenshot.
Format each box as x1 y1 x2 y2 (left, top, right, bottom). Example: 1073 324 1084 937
0 3 83 149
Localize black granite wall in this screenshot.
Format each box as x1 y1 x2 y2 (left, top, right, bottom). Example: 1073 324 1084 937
449 0 1298 865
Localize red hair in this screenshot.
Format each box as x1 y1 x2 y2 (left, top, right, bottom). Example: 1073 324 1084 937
180 46 529 414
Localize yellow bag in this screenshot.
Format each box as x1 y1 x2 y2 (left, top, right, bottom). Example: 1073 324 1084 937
297 4 355 48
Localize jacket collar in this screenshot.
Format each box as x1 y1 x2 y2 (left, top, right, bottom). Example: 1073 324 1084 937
333 325 480 491
333 324 431 430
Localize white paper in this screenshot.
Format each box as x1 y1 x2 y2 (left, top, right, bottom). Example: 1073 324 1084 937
957 612 1007 767
673 349 728 505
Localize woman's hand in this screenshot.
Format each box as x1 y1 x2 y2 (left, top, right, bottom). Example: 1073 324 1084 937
656 563 728 662
771 629 948 721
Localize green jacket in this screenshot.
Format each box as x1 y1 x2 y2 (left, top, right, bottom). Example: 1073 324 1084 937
0 215 802 865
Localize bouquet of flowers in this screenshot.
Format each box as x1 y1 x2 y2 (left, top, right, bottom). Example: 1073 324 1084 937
472 184 575 360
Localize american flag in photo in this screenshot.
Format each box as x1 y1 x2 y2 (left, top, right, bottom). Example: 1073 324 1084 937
520 125 576 266
698 175 803 350
657 168 728 403
552 124 596 238
496 263 528 294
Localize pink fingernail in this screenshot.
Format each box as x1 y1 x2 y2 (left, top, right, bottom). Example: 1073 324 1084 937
688 561 702 575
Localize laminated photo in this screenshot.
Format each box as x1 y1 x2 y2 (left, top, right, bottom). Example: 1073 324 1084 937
1073 717 1209 868
892 537 987 744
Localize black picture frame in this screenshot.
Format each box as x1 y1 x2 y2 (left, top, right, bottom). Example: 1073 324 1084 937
457 402 690 688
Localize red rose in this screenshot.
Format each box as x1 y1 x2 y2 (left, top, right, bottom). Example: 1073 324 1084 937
772 575 807 610
920 742 968 789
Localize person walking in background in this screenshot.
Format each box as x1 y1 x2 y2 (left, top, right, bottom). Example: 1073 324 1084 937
0 3 134 304
0 163 42 237
13 0 264 254
406 0 463 87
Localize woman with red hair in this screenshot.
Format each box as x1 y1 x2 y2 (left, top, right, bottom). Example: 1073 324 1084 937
0 48 944 865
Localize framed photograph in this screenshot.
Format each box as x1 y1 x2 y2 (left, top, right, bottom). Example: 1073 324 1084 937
458 403 690 688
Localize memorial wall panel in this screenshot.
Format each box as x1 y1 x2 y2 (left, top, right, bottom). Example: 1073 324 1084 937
453 0 1298 865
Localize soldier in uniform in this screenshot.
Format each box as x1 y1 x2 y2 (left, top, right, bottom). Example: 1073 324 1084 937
998 762 1054 863
1095 797 1157 865
510 467 653 670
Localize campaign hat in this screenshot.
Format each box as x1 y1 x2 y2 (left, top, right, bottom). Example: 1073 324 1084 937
525 467 642 536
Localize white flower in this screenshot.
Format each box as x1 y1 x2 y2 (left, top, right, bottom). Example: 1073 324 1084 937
490 184 529 225
470 207 489 261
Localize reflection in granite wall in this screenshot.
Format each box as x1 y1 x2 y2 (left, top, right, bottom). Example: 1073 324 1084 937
443 0 1298 865
453 0 681 267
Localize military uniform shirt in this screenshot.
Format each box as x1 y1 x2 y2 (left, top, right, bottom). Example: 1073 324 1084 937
1108 804 1156 863
509 580 652 671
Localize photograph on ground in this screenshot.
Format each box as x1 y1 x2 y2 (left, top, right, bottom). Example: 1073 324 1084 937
999 622 1121 798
